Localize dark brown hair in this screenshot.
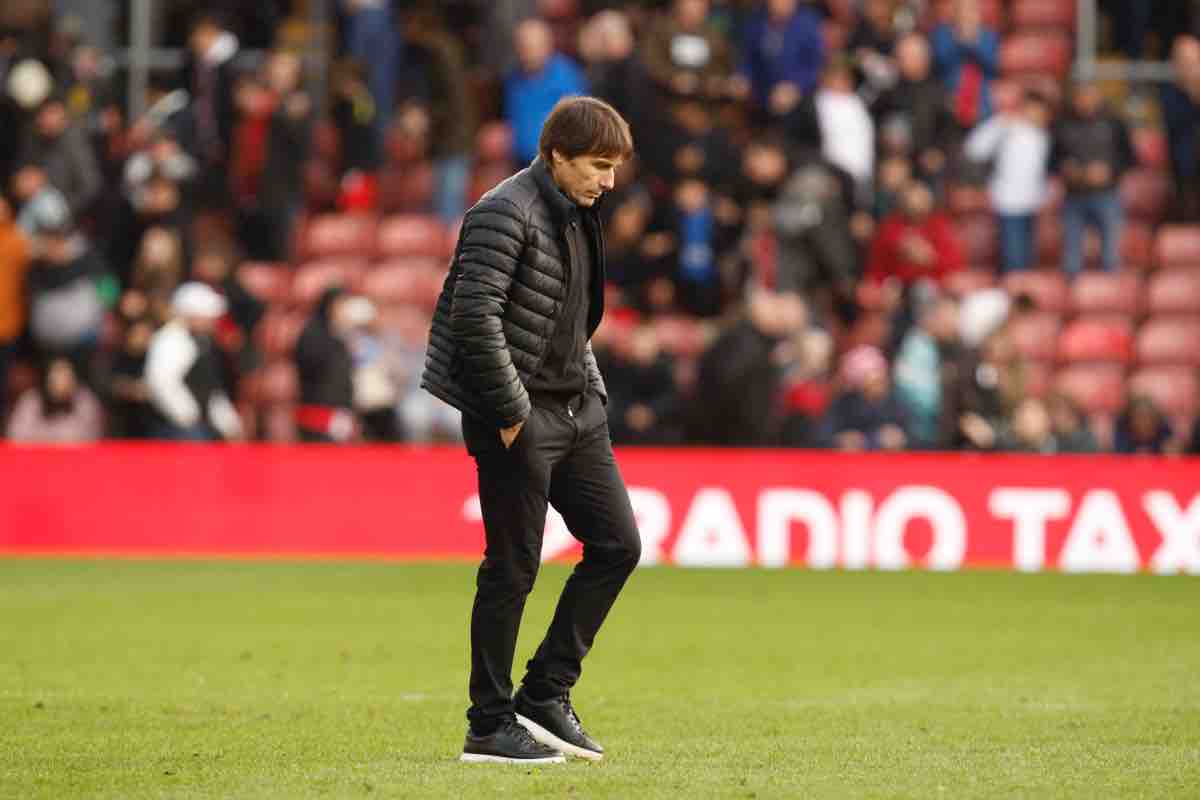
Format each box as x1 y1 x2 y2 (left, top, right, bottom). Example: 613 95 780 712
538 96 633 164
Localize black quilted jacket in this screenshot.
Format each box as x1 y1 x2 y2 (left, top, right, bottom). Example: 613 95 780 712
420 157 608 428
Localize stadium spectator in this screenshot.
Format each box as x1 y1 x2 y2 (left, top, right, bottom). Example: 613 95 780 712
340 0 400 162
505 18 589 166
294 287 358 444
775 313 834 448
1113 396 1175 455
809 59 876 202
642 0 735 104
866 181 964 288
1160 35 1200 220
1046 392 1098 453
5 356 103 442
24 202 109 375
875 33 956 186
1052 81 1134 276
688 289 807 445
602 322 682 445
965 91 1053 273
253 49 313 260
145 282 243 442
403 7 477 223
654 176 740 317
772 151 860 302
18 93 103 219
893 292 961 448
1000 397 1058 454
848 0 900 105
734 0 825 119
0 196 30 416
932 0 1000 131
105 313 155 440
581 11 653 146
180 10 241 207
940 326 1024 450
819 344 911 451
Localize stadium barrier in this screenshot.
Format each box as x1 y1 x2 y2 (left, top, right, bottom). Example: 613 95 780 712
1 445 1197 574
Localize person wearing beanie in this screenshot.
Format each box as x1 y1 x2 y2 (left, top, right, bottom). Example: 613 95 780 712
144 281 243 441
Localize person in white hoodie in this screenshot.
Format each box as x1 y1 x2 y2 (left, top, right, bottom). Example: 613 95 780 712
145 282 243 442
964 91 1053 272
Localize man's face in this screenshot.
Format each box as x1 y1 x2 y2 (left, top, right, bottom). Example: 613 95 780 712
1073 84 1102 117
550 151 622 207
903 183 934 219
897 35 931 81
766 0 797 21
675 0 709 29
514 21 553 74
37 102 68 138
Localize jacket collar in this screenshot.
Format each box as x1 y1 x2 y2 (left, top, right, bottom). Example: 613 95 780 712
530 156 581 225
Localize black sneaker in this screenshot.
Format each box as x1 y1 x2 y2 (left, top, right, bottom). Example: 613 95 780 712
514 688 604 761
460 718 566 764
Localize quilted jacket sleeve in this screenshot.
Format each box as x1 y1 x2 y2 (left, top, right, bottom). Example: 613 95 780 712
584 341 608 405
449 196 532 427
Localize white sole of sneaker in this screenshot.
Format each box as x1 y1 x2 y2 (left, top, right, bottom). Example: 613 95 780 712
459 752 565 764
515 714 604 761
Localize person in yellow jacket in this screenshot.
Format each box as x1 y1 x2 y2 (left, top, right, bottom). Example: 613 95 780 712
0 196 31 418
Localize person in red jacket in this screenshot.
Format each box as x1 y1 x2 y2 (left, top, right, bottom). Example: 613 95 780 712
866 180 964 287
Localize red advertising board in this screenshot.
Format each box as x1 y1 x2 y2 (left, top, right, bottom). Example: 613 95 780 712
1 445 1197 574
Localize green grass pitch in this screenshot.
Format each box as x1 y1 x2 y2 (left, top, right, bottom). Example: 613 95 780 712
1 560 1198 798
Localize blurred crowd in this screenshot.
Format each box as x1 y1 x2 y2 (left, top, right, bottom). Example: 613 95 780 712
1 0 1200 455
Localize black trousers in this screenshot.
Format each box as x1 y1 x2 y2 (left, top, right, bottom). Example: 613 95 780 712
460 390 641 731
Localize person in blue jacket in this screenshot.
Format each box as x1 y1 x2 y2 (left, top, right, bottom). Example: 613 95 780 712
931 0 1000 130
734 0 824 120
504 19 589 165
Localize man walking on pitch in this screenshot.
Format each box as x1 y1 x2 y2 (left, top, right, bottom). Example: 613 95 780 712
421 97 641 764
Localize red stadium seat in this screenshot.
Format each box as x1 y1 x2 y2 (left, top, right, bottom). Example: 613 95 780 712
377 163 435 214
1054 364 1126 414
1070 272 1143 316
1129 367 1200 420
1000 33 1072 79
1010 0 1077 30
1120 169 1170 222
259 360 300 404
947 184 990 216
1154 225 1200 269
1135 318 1200 367
262 403 298 443
376 214 448 260
1036 215 1062 266
291 259 367 306
360 259 441 305
955 214 999 268
295 213 377 261
236 262 292 306
1009 311 1062 362
943 268 997 296
653 315 710 358
256 309 307 358
1003 270 1069 312
929 0 1004 29
1118 222 1155 270
475 121 514 164
1057 317 1135 364
1145 269 1200 315
1132 128 1168 170
468 163 516 206
1023 360 1054 398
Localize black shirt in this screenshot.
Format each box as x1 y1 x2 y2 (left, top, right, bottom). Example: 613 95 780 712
526 203 593 399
